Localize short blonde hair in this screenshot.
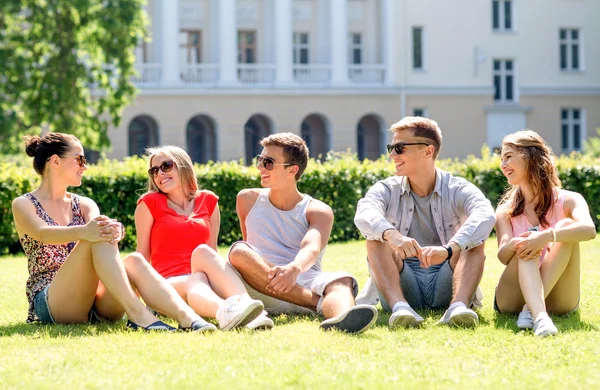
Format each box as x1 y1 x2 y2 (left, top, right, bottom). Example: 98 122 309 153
390 116 443 158
144 145 199 198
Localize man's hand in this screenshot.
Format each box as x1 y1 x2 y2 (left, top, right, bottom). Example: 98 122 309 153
385 230 422 260
419 246 448 268
266 264 301 294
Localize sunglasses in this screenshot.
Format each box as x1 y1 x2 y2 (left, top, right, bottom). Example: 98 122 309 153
148 160 175 177
255 155 293 171
58 154 87 167
386 142 430 155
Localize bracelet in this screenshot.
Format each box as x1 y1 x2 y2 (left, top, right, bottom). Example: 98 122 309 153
120 223 126 239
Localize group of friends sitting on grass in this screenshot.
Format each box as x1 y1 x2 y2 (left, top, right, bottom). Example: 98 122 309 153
11 116 596 337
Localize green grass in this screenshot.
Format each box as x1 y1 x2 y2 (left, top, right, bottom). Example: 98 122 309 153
1 238 600 389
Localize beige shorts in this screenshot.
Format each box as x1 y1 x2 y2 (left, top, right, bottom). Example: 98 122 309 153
229 241 358 315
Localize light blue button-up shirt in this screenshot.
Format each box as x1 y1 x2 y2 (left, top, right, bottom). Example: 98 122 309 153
354 169 496 251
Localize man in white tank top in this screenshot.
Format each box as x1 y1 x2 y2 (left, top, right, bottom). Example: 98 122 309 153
229 133 378 334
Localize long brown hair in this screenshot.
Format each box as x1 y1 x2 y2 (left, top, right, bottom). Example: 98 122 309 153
499 130 561 227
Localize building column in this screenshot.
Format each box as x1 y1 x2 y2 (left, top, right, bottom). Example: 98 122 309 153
382 0 400 86
330 0 349 85
161 0 181 86
219 0 238 85
275 0 294 85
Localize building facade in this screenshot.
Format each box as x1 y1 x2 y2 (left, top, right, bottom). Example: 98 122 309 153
107 0 600 162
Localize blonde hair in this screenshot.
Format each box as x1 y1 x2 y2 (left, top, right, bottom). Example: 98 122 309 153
499 130 562 227
390 116 442 158
144 145 199 198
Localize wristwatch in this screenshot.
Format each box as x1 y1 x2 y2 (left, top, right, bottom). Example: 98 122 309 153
443 245 453 260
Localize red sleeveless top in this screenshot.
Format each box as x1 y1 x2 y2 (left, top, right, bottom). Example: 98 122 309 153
138 191 218 278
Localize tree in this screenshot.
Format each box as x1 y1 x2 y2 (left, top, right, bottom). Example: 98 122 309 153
0 0 146 153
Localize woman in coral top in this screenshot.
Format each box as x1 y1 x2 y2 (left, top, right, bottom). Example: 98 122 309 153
135 146 272 330
495 130 596 337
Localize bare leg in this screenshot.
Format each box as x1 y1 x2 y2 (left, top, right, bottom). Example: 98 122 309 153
320 278 355 319
191 244 250 298
518 258 546 318
450 245 485 305
48 241 156 326
228 242 319 310
123 253 201 328
366 240 406 309
170 272 223 318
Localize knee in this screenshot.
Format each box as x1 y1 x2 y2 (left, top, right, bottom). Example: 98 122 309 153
192 244 216 260
324 277 354 296
228 243 254 269
123 252 149 274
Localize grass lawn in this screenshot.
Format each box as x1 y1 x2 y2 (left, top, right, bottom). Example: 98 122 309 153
1 237 600 389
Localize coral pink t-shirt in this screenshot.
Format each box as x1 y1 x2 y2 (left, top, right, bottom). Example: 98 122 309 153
510 189 567 263
138 191 218 278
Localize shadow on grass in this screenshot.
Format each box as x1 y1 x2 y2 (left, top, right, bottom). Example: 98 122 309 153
0 321 128 338
493 310 597 333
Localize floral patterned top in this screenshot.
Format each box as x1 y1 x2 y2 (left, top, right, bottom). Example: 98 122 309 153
20 193 86 322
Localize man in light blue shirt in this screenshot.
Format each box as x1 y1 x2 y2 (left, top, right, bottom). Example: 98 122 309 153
354 116 495 328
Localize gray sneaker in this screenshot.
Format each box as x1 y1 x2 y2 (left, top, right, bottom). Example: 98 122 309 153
319 304 378 334
517 310 534 330
438 305 479 328
389 307 424 329
533 313 558 337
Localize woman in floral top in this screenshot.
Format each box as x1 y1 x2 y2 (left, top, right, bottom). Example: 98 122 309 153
12 132 215 332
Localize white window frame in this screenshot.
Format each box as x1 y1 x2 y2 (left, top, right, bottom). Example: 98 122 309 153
561 108 585 153
493 59 516 103
492 0 514 32
293 32 310 65
179 29 202 64
348 32 363 65
412 27 424 71
560 28 583 72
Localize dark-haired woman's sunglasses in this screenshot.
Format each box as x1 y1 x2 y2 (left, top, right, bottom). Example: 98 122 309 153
386 142 430 155
148 160 175 177
74 155 87 167
255 155 293 171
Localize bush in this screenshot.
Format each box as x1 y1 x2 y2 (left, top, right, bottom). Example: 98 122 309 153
1 151 598 255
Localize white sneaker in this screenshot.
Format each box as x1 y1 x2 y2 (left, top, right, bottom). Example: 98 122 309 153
438 304 479 328
246 310 274 330
517 310 534 330
319 304 378 334
533 312 558 337
389 303 424 329
216 295 264 330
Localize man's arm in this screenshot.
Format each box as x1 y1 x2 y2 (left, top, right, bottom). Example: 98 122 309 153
448 181 496 252
266 199 334 294
354 181 396 241
236 189 261 242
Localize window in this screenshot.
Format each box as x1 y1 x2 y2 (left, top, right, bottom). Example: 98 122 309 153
493 59 515 102
413 108 427 117
561 108 583 152
238 30 256 64
560 28 581 71
180 30 202 64
412 27 423 70
349 33 362 64
293 32 310 64
492 0 513 31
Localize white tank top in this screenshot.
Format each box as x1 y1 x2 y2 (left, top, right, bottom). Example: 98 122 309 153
245 189 325 271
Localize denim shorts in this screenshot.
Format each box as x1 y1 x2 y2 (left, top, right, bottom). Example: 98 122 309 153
33 285 105 324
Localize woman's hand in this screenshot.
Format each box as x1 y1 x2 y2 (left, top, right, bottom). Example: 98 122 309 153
514 230 549 261
83 216 122 243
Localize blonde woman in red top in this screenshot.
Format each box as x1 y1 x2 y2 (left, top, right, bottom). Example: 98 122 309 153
135 146 271 330
495 130 596 337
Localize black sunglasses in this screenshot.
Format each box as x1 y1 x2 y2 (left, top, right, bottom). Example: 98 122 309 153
255 155 293 171
386 142 430 155
148 160 175 177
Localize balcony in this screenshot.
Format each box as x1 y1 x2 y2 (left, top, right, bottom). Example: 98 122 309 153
180 64 219 85
293 64 331 85
132 63 162 85
237 64 276 85
348 64 385 84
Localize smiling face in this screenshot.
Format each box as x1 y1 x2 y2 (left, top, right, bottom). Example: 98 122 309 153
500 144 528 186
150 153 180 194
256 145 296 189
389 128 433 178
57 141 87 187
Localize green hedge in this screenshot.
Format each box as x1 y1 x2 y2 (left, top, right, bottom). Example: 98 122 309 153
1 151 599 255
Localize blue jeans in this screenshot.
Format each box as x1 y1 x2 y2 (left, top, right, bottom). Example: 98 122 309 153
33 285 105 324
